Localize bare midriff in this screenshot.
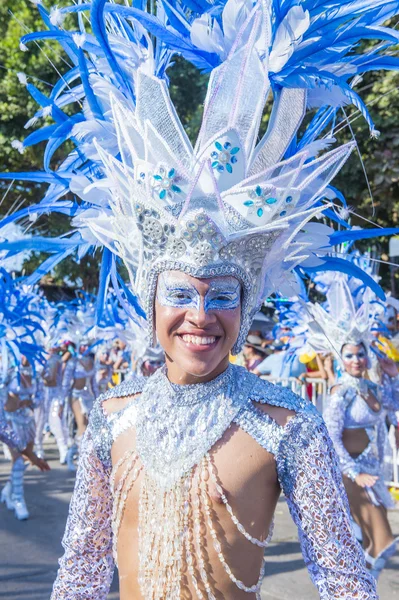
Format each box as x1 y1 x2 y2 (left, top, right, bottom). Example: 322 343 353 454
110 419 280 600
72 376 88 391
342 428 370 457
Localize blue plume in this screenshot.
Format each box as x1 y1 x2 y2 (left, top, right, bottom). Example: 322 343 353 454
303 256 385 301
330 227 399 245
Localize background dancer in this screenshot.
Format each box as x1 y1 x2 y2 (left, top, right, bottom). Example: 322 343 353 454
300 279 399 579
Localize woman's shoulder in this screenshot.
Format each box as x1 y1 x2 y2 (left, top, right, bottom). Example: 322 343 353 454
88 376 146 464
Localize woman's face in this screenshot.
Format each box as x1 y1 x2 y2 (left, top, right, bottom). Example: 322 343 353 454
341 343 368 377
155 271 241 384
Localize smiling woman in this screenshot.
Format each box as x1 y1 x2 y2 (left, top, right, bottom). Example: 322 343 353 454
44 0 399 595
155 272 241 383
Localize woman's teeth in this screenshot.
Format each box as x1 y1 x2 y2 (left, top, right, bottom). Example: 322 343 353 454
181 334 216 346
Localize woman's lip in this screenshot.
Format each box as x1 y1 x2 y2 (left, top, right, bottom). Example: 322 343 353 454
176 334 220 352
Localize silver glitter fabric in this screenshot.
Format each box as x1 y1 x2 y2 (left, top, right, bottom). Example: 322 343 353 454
51 430 115 599
0 393 21 452
52 366 377 598
325 372 399 508
136 364 245 487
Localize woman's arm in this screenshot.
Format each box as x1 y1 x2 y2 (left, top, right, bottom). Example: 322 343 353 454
277 412 377 599
324 386 360 481
51 428 115 598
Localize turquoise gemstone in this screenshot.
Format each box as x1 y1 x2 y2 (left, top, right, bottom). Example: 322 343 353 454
226 163 233 173
168 168 175 178
211 161 219 168
244 200 254 206
215 141 223 151
255 186 262 196
257 208 263 217
159 189 167 199
230 147 240 154
153 175 162 181
266 197 277 204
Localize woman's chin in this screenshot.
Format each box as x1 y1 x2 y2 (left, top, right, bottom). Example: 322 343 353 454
169 354 230 382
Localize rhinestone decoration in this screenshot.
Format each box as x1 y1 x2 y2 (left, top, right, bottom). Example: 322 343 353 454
166 237 186 259
243 185 278 218
211 140 240 173
142 217 164 242
135 364 243 488
152 167 182 201
192 241 214 265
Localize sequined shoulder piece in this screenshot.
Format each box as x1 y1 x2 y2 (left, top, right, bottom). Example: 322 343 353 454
99 376 146 400
248 372 308 410
330 382 357 404
233 370 317 455
88 376 146 465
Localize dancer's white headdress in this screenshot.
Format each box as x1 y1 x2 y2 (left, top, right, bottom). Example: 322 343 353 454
305 279 373 359
4 0 399 352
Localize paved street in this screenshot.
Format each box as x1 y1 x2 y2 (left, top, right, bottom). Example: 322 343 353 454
0 438 398 600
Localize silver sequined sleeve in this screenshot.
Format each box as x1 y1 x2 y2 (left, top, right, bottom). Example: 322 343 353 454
61 358 76 404
277 413 378 599
324 386 360 481
381 373 399 427
0 408 21 452
51 428 115 599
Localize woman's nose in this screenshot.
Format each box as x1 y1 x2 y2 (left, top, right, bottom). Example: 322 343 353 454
186 301 216 327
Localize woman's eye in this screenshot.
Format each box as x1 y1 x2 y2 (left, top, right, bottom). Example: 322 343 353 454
170 291 191 301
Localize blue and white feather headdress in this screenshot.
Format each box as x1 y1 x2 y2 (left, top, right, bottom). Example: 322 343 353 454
0 270 45 378
3 0 399 351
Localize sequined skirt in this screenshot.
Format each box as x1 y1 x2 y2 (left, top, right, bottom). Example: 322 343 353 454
6 408 35 450
71 387 94 416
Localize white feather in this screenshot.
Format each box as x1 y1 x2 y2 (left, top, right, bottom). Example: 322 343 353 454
17 72 27 85
11 140 25 154
269 6 310 73
191 15 226 58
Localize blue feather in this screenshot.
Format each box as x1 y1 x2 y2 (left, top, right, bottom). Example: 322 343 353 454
36 5 79 65
303 256 386 301
23 125 58 147
96 247 112 322
24 246 79 287
43 114 85 173
91 0 133 97
76 48 104 121
330 227 399 245
0 171 71 184
25 84 67 124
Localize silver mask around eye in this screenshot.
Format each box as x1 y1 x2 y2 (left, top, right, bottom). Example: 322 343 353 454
156 272 241 313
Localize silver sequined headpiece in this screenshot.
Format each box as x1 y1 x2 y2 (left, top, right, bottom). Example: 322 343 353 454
304 279 374 361
87 4 353 353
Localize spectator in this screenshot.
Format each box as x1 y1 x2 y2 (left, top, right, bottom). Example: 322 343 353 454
243 335 268 372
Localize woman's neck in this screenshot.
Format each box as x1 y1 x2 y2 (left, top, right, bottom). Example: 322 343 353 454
165 355 230 385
